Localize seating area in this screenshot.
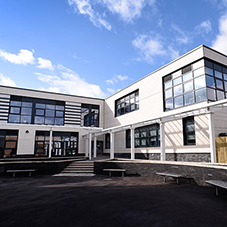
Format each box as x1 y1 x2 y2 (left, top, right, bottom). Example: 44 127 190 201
205 180 227 196
6 169 37 177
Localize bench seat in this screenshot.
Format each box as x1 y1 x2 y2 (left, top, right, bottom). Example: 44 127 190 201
7 169 37 177
103 169 126 177
205 180 227 196
156 172 184 184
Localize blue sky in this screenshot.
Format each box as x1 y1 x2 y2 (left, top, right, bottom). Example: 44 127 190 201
0 0 227 98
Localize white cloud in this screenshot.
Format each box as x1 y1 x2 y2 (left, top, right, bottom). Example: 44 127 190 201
0 73 17 87
171 24 190 44
106 78 116 85
35 66 106 98
101 0 155 22
107 88 116 94
195 20 212 34
0 49 35 65
37 57 55 71
68 0 112 30
132 34 166 63
168 46 180 60
212 12 227 55
117 75 128 81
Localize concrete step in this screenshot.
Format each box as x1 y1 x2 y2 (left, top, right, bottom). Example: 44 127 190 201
61 161 94 174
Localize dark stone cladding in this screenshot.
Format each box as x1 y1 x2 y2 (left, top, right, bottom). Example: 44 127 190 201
114 153 211 162
94 161 227 186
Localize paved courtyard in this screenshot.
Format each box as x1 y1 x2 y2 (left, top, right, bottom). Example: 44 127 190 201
0 174 227 227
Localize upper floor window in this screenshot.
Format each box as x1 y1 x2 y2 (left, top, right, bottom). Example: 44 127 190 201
8 95 65 125
163 59 206 111
81 104 99 127
115 90 139 117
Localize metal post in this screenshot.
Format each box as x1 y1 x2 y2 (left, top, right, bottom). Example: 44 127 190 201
208 112 217 163
94 136 97 158
130 127 135 160
110 132 114 159
85 136 89 157
49 128 53 158
89 132 92 160
160 121 166 161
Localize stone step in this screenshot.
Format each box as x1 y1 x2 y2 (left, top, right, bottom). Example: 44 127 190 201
61 170 94 173
61 161 94 174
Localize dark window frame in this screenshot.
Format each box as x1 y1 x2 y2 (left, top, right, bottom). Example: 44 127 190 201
183 116 196 145
105 133 110 149
115 90 139 117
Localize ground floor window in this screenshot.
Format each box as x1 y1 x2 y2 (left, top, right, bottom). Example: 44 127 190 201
35 131 79 157
0 130 18 158
183 116 196 145
126 124 160 148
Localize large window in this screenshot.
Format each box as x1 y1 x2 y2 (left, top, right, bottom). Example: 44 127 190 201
115 90 139 117
183 116 196 145
163 60 206 111
0 130 18 158
35 131 78 157
8 96 65 125
81 104 99 127
126 124 160 148
205 59 227 101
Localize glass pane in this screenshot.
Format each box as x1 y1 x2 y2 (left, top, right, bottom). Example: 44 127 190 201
141 130 147 137
36 109 45 116
217 91 225 101
206 75 215 88
173 77 182 86
216 79 223 90
21 107 32 115
56 105 65 110
164 81 172 89
184 92 194 105
173 84 182 96
22 102 32 107
141 139 147 146
165 99 173 110
5 141 16 149
225 81 227 91
186 123 195 132
8 115 20 123
21 116 31 124
36 103 45 109
149 137 157 146
46 104 55 110
56 111 64 117
184 81 193 92
149 130 156 136
34 116 45 124
194 67 204 77
205 67 213 76
195 88 207 102
46 109 55 117
5 135 17 140
135 139 140 147
207 88 216 101
183 72 192 82
135 131 140 138
10 101 21 106
165 89 172 99
215 70 222 79
194 75 205 90
55 118 64 125
45 117 54 125
224 73 227 81
174 96 183 108
172 70 181 78
10 107 20 114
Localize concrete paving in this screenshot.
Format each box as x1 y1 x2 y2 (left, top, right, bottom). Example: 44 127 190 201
0 175 227 227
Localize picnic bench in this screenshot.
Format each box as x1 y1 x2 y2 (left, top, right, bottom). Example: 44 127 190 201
103 169 126 177
7 169 37 177
156 172 185 184
205 180 227 196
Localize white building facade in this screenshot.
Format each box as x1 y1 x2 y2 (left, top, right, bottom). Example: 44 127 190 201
1 45 227 162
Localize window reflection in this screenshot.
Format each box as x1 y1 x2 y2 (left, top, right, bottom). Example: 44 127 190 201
174 84 182 96
194 75 205 89
184 92 194 105
174 96 183 108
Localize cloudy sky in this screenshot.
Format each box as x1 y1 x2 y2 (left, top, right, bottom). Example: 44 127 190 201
1 0 227 98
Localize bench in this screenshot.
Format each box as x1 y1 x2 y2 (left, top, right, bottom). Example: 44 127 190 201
156 172 185 184
205 180 227 196
7 169 37 177
103 169 126 177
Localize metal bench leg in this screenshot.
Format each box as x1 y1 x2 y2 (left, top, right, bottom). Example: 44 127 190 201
164 176 166 183
109 171 111 177
216 187 219 196
122 171 124 177
29 171 31 177
13 172 15 177
176 178 179 185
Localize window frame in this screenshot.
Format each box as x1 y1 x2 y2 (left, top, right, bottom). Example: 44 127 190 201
183 116 196 146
